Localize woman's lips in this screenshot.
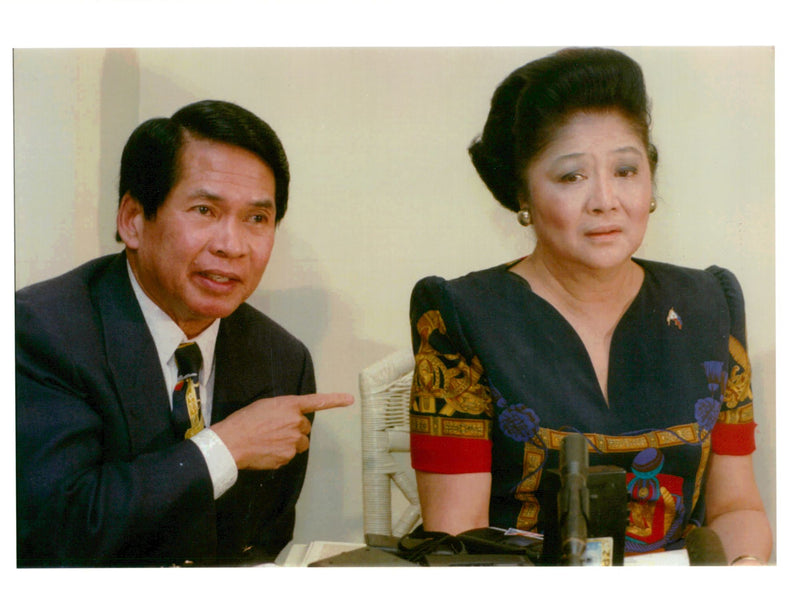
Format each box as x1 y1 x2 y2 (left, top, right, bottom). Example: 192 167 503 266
585 225 622 238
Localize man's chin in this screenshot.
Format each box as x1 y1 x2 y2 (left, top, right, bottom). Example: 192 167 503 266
193 304 240 321
178 301 243 334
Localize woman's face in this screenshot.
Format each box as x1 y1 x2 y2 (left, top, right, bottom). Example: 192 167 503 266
522 111 652 273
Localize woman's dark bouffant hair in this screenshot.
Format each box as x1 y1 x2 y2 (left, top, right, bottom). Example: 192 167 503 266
468 47 659 212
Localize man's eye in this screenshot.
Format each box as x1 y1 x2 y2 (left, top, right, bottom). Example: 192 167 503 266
195 205 212 215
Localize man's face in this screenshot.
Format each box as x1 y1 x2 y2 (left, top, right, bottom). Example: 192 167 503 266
121 137 277 338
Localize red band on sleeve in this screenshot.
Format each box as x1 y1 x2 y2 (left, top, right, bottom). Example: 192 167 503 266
711 421 757 455
410 433 492 474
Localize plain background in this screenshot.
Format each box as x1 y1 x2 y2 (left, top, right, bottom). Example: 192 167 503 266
13 46 776 558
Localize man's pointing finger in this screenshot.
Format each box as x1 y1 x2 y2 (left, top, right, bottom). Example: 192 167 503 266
298 393 354 414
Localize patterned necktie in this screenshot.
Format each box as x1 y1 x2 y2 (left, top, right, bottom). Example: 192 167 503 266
172 342 205 439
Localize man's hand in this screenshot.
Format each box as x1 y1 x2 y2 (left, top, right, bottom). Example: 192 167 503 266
211 393 353 470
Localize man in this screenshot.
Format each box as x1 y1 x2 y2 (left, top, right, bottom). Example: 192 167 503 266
15 100 353 567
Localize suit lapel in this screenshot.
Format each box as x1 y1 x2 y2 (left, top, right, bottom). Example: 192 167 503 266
212 311 273 423
92 253 174 455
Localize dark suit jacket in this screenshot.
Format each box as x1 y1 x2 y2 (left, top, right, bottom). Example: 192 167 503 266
16 253 316 567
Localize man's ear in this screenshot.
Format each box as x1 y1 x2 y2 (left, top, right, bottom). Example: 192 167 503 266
117 193 145 250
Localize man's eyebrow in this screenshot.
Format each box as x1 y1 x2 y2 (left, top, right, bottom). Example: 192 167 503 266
189 188 223 202
188 189 275 209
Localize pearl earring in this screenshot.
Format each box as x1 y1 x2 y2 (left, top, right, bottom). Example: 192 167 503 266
517 208 532 226
649 199 657 214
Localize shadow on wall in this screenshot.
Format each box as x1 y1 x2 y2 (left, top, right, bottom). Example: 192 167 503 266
268 292 397 541
99 49 141 251
247 226 402 542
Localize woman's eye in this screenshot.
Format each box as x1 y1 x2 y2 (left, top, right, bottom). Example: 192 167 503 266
616 166 638 178
560 172 585 183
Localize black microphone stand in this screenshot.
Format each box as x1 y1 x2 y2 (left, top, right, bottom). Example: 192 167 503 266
559 434 590 566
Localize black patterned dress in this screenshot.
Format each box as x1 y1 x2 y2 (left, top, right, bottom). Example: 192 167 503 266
408 259 756 553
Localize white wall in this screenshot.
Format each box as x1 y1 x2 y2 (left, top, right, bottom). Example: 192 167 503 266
14 47 776 556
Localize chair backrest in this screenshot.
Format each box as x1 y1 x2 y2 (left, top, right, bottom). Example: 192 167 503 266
359 349 420 539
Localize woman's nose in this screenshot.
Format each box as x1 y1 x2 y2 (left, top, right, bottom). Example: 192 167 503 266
588 175 617 213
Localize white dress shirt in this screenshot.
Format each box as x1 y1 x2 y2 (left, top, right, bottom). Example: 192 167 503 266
127 262 238 499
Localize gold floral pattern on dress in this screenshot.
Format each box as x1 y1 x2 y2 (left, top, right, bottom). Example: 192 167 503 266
409 414 490 439
725 335 753 408
628 485 678 539
716 402 754 425
410 310 493 421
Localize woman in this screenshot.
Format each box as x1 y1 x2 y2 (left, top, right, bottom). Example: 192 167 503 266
408 47 772 564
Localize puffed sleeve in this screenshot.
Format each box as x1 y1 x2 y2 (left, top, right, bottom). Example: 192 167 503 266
706 266 757 455
408 276 494 473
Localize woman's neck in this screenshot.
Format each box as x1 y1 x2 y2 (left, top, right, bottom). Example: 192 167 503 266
513 249 643 318
512 249 644 405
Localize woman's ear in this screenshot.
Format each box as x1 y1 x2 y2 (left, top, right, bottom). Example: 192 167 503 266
117 193 144 250
516 183 532 211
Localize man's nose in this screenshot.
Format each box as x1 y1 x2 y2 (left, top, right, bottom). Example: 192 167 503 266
210 217 246 257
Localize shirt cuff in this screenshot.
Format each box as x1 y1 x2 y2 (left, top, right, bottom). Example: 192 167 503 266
189 428 238 499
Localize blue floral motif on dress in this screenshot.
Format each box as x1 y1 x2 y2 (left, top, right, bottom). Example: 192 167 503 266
694 397 721 433
489 383 549 495
487 382 542 444
693 360 726 435
702 360 728 394
498 402 541 443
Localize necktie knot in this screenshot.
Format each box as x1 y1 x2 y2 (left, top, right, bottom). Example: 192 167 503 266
175 342 203 378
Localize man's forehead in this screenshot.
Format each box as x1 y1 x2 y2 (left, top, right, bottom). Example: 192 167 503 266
175 138 276 191
177 136 274 176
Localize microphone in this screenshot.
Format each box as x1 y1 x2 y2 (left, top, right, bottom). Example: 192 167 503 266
559 434 589 566
685 527 727 566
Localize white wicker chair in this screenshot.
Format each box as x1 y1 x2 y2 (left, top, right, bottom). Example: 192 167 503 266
360 349 421 539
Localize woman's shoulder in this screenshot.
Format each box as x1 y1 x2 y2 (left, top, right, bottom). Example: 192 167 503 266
412 260 526 304
636 259 747 331
637 258 740 296
409 262 531 350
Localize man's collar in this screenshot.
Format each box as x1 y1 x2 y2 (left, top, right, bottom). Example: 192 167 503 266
126 260 220 381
